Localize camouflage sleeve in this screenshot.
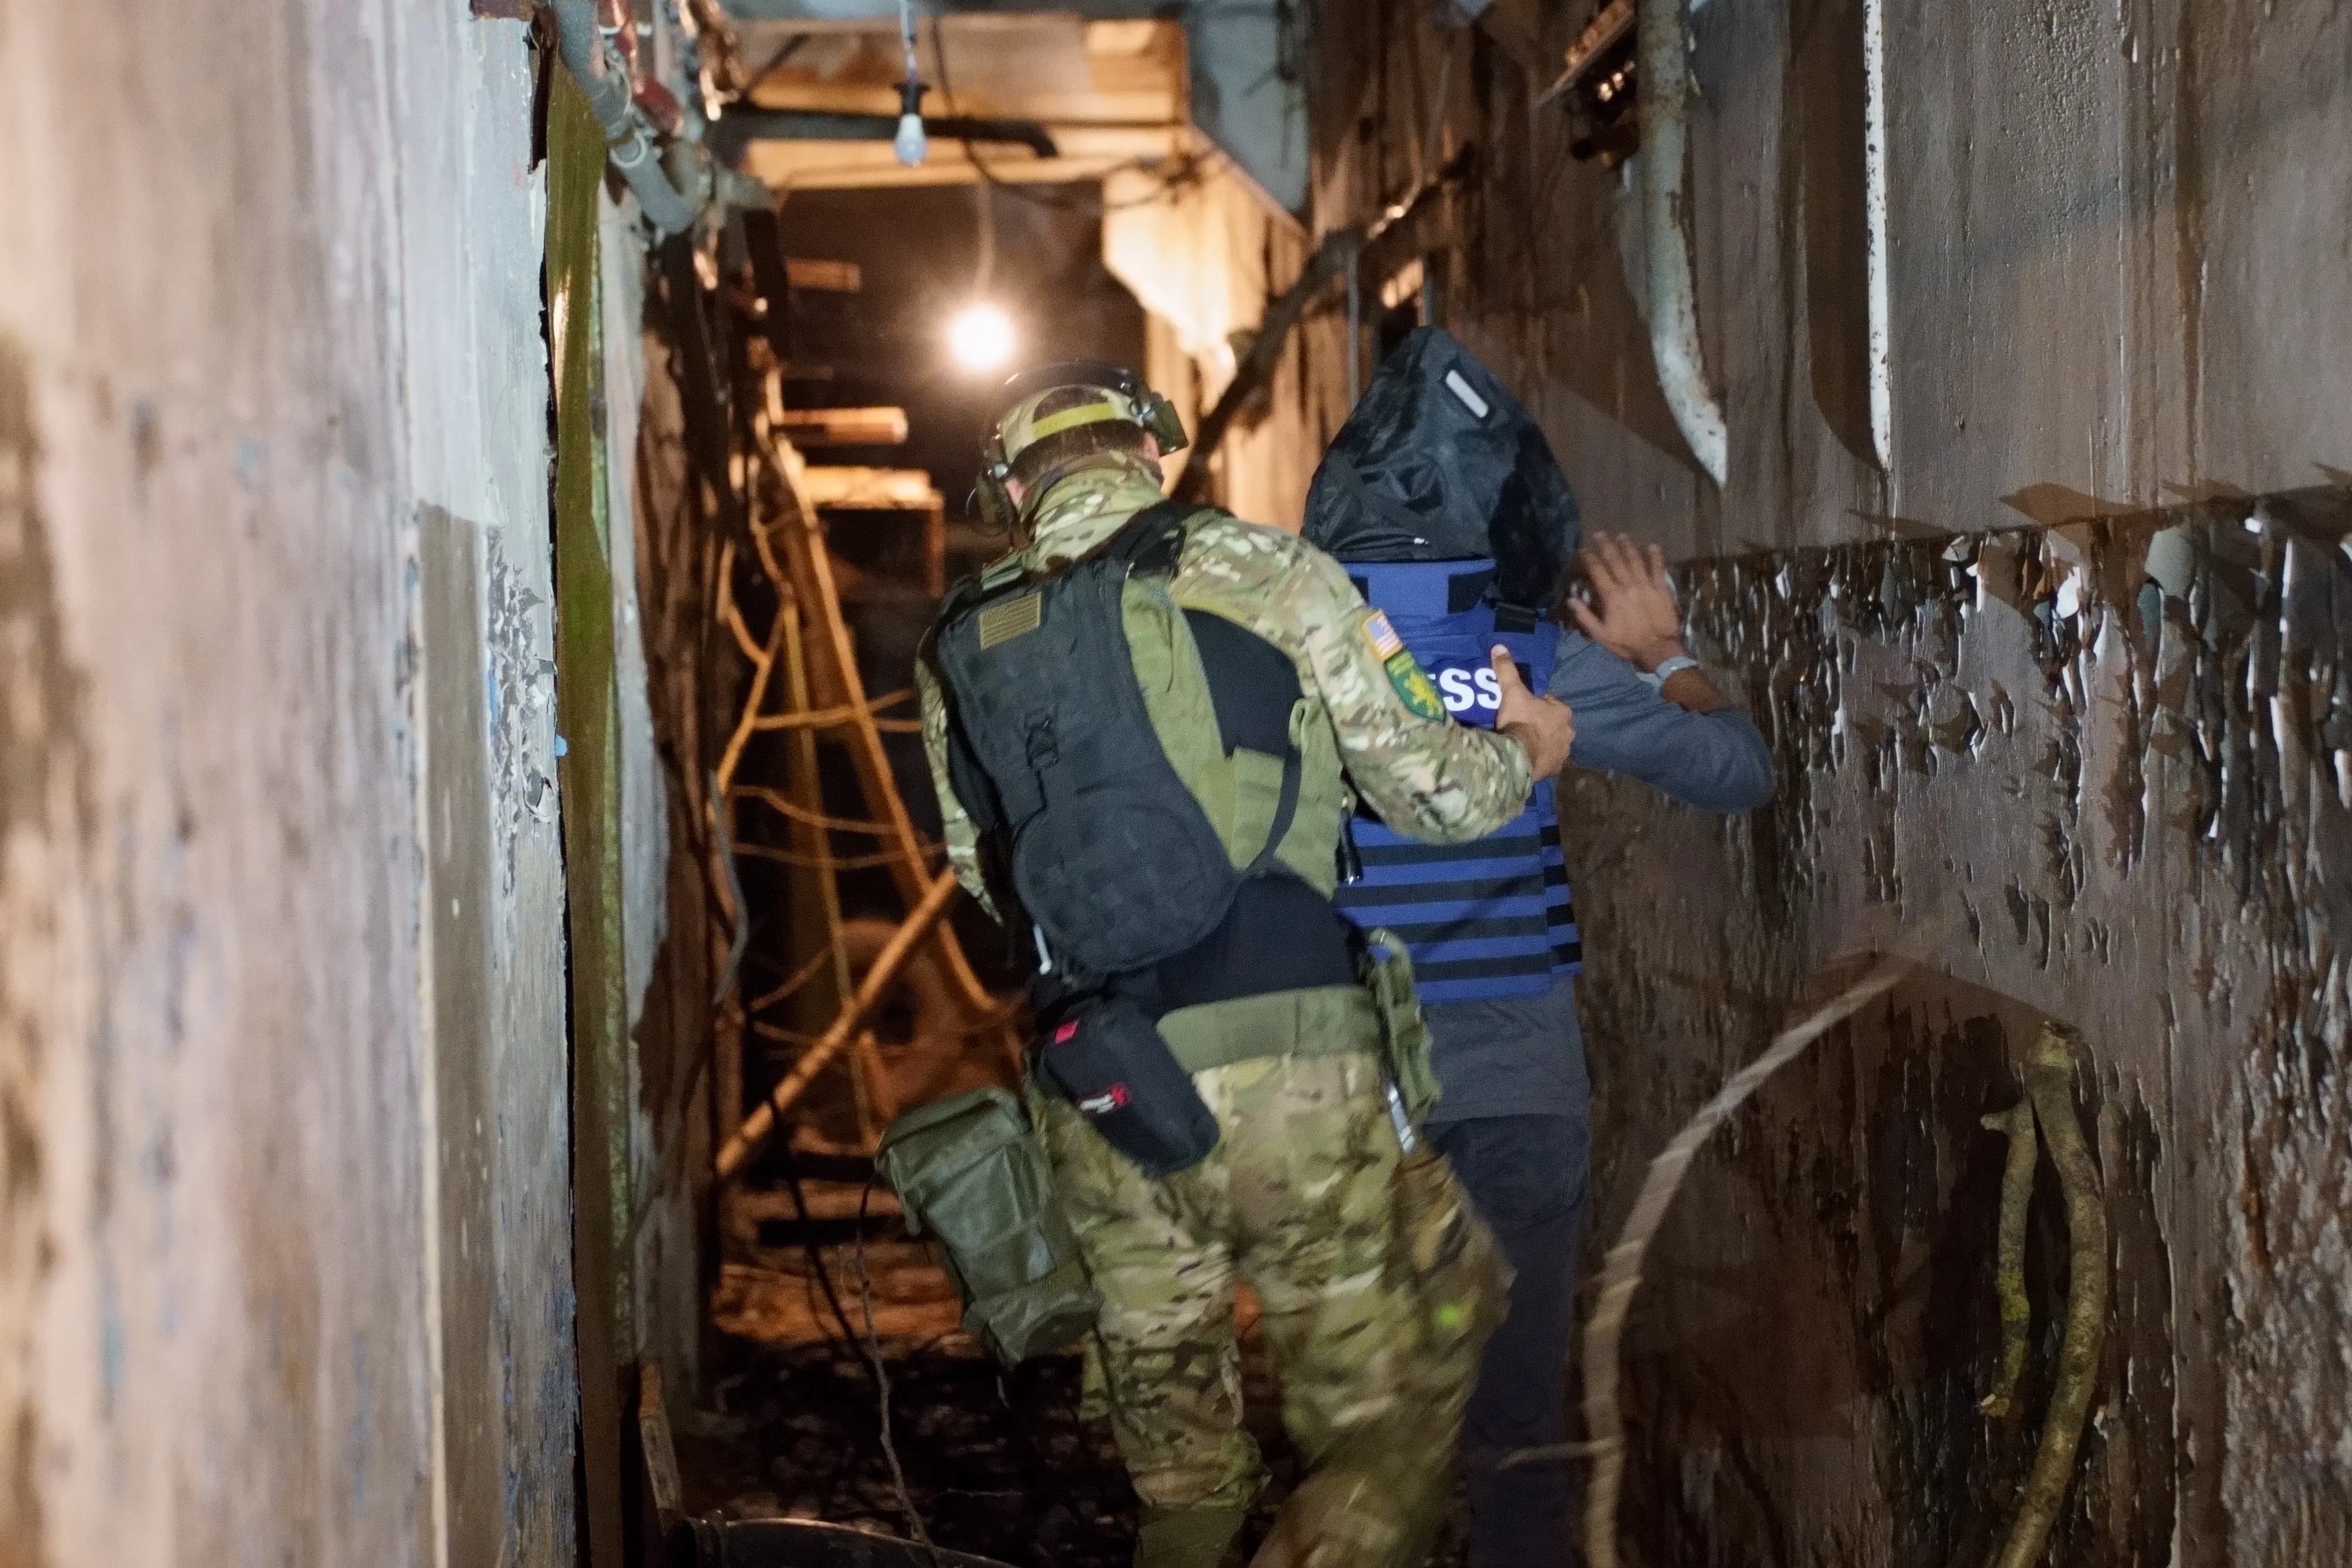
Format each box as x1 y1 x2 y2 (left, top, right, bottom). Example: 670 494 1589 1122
1289 547 1534 842
916 648 1000 922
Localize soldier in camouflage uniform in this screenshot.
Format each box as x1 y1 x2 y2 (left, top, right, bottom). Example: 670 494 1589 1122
917 365 1575 1568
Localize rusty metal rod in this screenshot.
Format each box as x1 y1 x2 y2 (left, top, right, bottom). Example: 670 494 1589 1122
733 786 905 837
1174 227 1359 502
1541 955 1912 1568
714 868 964 1181
1175 148 1473 502
1979 1099 2040 1420
1992 1022 2110 1568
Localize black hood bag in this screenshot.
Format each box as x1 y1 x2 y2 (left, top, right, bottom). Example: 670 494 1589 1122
1301 326 1581 626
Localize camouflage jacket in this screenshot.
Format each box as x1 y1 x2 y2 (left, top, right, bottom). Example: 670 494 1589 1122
917 460 1534 920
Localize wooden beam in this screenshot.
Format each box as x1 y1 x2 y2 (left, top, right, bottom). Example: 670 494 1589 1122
797 466 941 510
744 130 1184 192
777 406 909 447
756 439 1002 1018
783 257 861 293
714 869 965 1181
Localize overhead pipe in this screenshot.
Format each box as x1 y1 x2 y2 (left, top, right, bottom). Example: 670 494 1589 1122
1861 0 1894 469
1638 0 1728 486
549 0 699 237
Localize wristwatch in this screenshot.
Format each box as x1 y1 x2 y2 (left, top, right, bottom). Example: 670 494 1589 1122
1638 653 1700 691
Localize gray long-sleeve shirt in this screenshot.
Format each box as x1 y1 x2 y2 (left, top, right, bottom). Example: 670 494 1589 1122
1421 632 1775 1125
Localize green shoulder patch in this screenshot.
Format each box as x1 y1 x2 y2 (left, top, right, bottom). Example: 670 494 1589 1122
1384 650 1445 721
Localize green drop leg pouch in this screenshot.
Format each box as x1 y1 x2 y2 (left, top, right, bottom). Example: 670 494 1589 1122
875 1086 1102 1365
1359 928 1441 1124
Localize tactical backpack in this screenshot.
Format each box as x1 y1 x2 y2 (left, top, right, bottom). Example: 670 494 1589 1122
929 501 1299 986
928 499 1349 1176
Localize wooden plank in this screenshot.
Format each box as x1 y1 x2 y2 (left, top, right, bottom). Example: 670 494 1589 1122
777 405 909 447
756 444 1004 1019
419 505 502 1568
746 131 1182 192
736 14 1184 119
636 1363 686 1549
715 870 964 1179
798 466 941 510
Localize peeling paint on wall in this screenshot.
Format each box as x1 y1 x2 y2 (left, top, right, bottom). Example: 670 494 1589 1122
1299 4 2350 1559
1554 489 2352 1564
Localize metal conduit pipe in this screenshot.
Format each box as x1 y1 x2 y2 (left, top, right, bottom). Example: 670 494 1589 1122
550 0 699 237
1638 0 1728 486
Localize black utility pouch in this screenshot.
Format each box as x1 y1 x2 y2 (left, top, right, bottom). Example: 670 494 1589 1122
1036 994 1221 1179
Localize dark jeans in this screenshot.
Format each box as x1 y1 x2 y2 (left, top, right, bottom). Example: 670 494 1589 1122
1428 1114 1592 1568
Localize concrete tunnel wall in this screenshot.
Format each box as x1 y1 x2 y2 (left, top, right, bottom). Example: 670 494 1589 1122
2 0 2344 1563
1294 1 2350 1563
0 6 603 1565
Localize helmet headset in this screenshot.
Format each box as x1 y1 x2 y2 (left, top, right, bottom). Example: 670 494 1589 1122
974 360 1189 534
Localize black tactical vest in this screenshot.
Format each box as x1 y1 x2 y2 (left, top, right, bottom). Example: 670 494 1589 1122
932 501 1364 1175
931 502 1344 997
936 503 1250 982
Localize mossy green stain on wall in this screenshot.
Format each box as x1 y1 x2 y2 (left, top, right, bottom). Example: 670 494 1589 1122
546 65 630 1568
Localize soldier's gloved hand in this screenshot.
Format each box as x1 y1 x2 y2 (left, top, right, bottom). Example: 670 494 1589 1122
1491 645 1573 778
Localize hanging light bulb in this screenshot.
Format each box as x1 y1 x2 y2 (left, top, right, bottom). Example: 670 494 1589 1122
947 304 1015 373
893 0 927 167
894 78 928 168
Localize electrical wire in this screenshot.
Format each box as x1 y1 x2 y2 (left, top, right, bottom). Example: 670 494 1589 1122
731 842 933 873
893 0 928 166
858 1175 946 1563
773 1140 866 1349
897 0 920 82
1511 952 1920 1568
752 1066 942 1565
750 937 853 1014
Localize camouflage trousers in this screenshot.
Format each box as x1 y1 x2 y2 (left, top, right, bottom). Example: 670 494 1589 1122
1038 1023 1507 1568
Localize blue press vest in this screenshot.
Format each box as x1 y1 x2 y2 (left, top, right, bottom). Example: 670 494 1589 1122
1332 561 1583 1003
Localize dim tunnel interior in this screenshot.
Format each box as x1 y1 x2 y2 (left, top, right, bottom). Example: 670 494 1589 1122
1 4 2347 1568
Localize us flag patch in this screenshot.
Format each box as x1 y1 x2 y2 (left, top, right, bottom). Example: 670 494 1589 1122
977 591 1044 649
1361 610 1404 660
